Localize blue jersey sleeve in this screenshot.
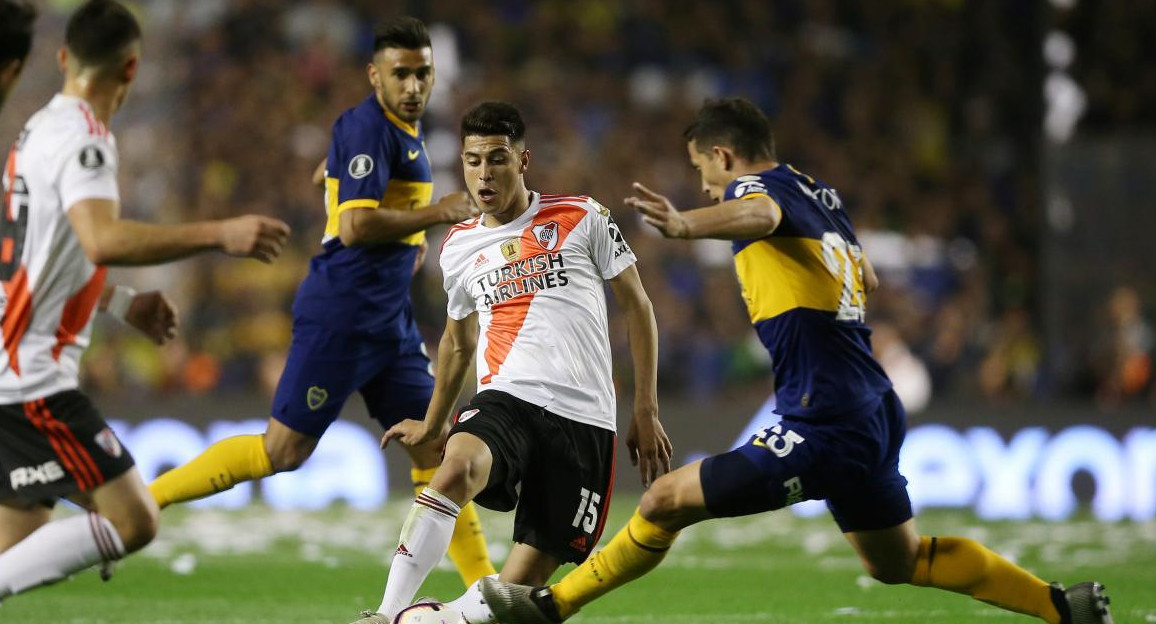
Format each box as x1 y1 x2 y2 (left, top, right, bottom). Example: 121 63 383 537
727 173 785 252
725 174 773 202
329 114 393 211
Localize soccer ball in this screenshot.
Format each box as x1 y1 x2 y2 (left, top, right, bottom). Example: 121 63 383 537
392 602 465 624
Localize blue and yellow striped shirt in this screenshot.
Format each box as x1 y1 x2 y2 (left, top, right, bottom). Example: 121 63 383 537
729 165 892 418
293 95 433 336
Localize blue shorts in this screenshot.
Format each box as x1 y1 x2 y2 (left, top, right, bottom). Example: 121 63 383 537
270 318 434 438
700 390 912 532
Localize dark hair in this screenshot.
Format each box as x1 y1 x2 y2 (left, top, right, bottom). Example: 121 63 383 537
373 16 431 54
65 0 141 70
0 1 37 65
460 101 526 144
684 97 776 162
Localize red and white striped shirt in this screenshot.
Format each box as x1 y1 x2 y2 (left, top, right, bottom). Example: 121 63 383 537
0 94 120 402
439 192 637 431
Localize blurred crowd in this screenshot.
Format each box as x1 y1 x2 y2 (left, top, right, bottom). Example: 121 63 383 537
1 0 1151 410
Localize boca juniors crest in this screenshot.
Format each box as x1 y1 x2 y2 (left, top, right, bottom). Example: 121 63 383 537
307 386 328 411
532 221 560 251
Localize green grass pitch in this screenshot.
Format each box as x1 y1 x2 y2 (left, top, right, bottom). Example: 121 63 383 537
3 499 1153 623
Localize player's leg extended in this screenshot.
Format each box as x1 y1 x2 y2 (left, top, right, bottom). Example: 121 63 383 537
547 461 706 619
367 338 497 588
483 423 808 623
374 432 494 620
405 437 495 586
0 467 156 600
150 323 357 508
147 420 285 508
148 417 324 508
844 521 1065 622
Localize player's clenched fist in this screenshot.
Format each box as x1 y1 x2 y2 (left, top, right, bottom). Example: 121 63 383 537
220 215 291 263
434 191 480 223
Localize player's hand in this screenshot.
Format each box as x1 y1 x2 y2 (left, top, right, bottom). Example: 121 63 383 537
220 215 291 263
626 182 689 239
626 404 673 488
413 239 429 276
382 418 439 448
124 291 178 345
435 192 479 224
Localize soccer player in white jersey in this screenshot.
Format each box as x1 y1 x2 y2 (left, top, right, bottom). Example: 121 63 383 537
348 101 673 624
0 0 289 602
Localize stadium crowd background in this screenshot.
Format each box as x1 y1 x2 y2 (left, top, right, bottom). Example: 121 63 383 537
2 0 1152 412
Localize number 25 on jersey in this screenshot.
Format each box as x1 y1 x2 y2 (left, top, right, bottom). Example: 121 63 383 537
820 231 866 324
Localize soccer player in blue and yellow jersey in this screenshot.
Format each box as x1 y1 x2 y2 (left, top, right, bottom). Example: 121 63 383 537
148 17 495 587
482 98 1113 624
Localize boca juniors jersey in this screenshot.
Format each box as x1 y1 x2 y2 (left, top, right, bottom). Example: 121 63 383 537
439 192 636 432
293 95 433 336
729 164 892 419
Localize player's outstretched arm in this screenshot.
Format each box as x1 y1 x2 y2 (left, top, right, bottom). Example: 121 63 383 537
626 182 781 241
338 191 478 247
383 313 479 448
608 265 672 487
68 198 290 265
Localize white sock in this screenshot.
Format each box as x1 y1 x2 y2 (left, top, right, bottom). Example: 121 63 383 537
377 488 460 618
446 574 498 624
0 512 125 599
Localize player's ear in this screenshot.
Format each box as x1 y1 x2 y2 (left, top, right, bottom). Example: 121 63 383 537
367 62 381 91
122 54 139 84
57 47 69 73
519 149 530 174
0 58 24 85
716 146 736 172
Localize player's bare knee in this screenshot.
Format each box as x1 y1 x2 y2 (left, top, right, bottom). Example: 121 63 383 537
106 493 160 553
430 452 488 504
432 453 473 487
638 475 682 526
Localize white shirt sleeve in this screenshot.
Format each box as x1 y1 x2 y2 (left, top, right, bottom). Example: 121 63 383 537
441 254 476 321
585 199 637 280
58 136 119 211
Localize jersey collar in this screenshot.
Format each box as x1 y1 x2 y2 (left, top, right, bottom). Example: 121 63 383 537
382 106 420 138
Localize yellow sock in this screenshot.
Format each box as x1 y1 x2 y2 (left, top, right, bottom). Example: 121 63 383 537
552 508 679 619
910 536 1061 624
411 467 496 586
149 435 274 509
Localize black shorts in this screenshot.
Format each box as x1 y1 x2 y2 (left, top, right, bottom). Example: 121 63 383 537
450 390 616 564
0 390 135 505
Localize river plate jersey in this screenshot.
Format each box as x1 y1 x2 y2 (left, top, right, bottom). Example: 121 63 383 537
439 192 636 432
729 165 892 419
294 95 433 335
0 95 119 402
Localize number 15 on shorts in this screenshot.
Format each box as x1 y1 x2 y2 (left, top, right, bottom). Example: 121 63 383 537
571 487 601 533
